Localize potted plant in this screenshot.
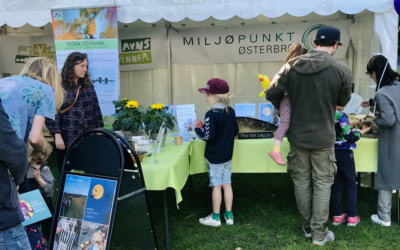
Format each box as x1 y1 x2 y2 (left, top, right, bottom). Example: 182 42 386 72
141 103 175 147
112 99 144 138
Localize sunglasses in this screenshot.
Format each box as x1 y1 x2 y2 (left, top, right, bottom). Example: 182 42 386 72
74 53 87 62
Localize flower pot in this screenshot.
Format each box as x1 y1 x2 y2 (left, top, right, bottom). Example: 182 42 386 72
150 132 167 147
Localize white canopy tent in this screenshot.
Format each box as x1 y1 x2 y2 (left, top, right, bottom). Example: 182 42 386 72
0 0 397 119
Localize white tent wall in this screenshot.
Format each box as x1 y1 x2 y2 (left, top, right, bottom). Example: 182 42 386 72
120 68 170 108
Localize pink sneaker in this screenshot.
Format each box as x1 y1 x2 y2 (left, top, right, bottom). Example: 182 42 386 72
269 150 286 166
347 216 360 226
332 214 347 226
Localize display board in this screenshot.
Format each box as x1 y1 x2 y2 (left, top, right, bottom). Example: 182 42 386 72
53 174 117 250
51 7 119 116
49 129 158 250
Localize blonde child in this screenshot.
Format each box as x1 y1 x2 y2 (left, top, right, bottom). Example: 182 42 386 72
267 43 308 165
195 78 239 226
26 143 55 242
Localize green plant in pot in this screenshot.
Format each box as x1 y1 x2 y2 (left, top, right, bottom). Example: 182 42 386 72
141 103 175 147
112 99 144 137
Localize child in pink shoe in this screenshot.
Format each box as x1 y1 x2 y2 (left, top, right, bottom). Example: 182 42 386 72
330 105 370 226
266 43 307 165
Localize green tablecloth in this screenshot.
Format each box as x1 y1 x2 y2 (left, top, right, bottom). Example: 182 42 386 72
189 138 378 175
140 134 191 205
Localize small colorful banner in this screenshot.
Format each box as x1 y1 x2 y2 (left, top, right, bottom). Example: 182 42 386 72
20 190 52 226
51 7 119 116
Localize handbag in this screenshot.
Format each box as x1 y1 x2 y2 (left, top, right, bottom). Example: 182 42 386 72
61 86 81 114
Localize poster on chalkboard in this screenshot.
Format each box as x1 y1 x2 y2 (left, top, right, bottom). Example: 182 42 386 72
53 174 117 250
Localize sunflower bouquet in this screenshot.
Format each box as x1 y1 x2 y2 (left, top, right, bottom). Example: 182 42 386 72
112 98 143 133
141 103 175 135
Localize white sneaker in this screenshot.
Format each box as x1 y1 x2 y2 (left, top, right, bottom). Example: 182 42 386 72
199 214 221 227
312 231 335 246
302 225 312 238
224 214 234 225
371 214 391 227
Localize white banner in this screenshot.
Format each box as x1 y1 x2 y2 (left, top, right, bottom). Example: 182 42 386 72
119 28 167 71
0 35 56 74
171 20 352 64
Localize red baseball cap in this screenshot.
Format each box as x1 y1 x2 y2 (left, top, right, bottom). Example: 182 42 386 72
198 78 229 94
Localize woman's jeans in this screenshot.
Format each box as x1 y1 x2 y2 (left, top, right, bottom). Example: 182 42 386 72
378 189 393 222
0 224 30 250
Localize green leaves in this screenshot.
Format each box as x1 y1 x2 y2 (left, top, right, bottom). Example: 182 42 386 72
113 100 176 134
112 99 143 133
141 107 175 134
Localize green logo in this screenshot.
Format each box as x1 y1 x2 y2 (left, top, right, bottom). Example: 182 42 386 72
121 38 151 52
120 38 152 65
302 24 326 51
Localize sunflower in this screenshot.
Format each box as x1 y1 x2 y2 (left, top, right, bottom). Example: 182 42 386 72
125 100 139 108
151 103 164 110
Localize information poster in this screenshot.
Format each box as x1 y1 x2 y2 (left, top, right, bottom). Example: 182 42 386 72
51 7 119 116
176 104 197 132
20 190 52 226
53 174 117 250
259 103 273 122
235 103 256 118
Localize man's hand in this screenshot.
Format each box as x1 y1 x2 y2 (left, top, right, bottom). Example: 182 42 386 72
360 99 370 108
18 193 22 204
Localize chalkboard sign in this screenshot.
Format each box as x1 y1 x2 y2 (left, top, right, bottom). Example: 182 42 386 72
238 132 273 139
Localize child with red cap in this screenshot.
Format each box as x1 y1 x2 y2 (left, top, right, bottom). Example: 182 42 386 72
195 78 239 227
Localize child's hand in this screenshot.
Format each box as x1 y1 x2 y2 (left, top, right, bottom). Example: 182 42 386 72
195 120 203 128
33 169 41 180
360 125 371 135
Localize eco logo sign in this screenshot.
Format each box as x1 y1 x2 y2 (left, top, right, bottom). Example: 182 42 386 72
15 44 56 64
119 38 152 65
302 24 326 52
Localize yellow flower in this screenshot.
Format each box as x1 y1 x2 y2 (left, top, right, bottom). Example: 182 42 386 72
152 103 164 110
123 98 127 101
157 103 164 109
126 100 139 108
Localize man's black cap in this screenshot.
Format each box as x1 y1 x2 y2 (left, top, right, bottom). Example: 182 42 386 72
316 26 342 45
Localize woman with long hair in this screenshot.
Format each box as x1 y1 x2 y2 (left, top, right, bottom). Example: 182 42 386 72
0 57 64 149
267 43 308 165
46 52 104 174
361 55 400 226
0 57 64 250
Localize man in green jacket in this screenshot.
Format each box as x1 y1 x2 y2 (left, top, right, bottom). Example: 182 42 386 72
266 26 352 246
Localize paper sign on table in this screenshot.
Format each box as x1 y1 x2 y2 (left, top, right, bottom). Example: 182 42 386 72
20 190 52 226
235 103 256 118
176 104 197 132
259 103 273 122
343 94 364 114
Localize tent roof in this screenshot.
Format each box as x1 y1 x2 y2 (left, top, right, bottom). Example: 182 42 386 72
0 0 393 28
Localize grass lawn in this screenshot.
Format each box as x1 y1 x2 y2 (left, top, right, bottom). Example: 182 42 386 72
48 152 400 250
